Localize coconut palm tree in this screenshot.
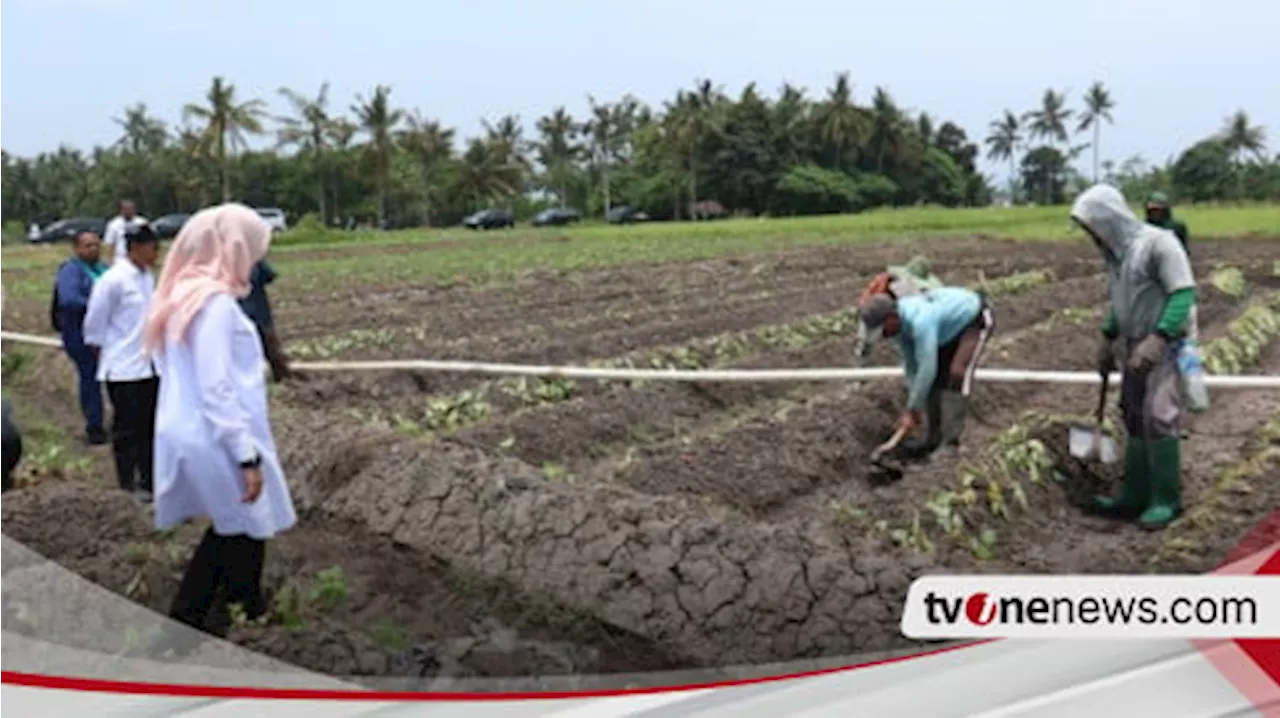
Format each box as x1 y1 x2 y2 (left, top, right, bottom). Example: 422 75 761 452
351 84 405 225
868 86 906 173
1023 89 1072 150
815 71 865 171
535 107 582 207
112 103 168 154
399 111 456 225
985 110 1023 202
182 76 267 202
1219 110 1268 164
276 82 336 221
1077 81 1116 183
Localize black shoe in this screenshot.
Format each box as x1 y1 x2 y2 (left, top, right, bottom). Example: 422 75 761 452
86 430 108 446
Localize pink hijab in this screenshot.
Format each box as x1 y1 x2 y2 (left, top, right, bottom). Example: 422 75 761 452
143 203 272 354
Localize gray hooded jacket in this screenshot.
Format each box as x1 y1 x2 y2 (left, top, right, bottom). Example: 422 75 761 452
1070 184 1197 342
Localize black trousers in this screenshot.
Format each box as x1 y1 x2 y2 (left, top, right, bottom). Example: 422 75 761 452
106 376 160 492
170 526 268 634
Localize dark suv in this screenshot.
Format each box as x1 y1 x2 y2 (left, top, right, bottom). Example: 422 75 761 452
605 205 650 225
462 209 515 230
150 213 191 240
532 207 582 227
30 217 107 244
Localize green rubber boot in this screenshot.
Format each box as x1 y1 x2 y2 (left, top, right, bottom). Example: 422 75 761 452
1139 437 1183 530
1093 439 1150 518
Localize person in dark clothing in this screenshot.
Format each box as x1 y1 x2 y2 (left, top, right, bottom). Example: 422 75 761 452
239 259 293 382
52 231 109 444
1145 192 1189 254
2 400 22 492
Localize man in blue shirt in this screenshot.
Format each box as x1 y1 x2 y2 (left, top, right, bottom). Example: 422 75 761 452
858 287 997 458
51 231 109 444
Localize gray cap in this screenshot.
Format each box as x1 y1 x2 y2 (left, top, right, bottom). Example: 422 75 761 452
859 293 897 330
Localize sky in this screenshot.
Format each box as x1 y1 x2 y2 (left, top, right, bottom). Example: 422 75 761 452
3 0 1278 182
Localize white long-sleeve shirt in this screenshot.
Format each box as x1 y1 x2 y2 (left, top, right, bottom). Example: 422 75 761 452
103 215 148 265
153 293 297 539
82 257 158 383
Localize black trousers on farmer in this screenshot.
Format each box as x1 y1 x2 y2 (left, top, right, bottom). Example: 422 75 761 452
932 297 996 397
906 298 996 456
106 376 159 493
170 527 268 634
258 324 292 383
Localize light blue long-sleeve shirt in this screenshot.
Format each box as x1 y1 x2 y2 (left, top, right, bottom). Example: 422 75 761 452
895 287 983 411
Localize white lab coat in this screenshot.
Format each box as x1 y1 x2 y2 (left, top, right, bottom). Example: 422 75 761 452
152 293 296 539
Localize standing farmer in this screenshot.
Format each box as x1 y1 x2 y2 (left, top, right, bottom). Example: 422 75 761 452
143 203 297 640
1145 192 1189 254
52 231 109 444
857 286 996 457
83 225 161 501
238 259 292 382
1072 184 1198 530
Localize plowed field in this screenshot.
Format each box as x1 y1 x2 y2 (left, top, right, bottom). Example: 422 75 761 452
4 234 1278 683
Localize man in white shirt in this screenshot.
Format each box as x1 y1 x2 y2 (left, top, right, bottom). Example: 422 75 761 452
103 199 148 265
83 224 161 501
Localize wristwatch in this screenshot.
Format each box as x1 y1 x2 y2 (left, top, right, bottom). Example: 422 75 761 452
239 453 262 470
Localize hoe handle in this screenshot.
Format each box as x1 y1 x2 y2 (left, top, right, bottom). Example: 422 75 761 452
872 424 912 461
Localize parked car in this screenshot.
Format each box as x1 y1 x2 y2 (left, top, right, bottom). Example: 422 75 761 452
255 207 288 233
605 206 650 225
149 213 191 240
688 200 729 220
28 217 107 244
532 207 582 227
462 209 515 230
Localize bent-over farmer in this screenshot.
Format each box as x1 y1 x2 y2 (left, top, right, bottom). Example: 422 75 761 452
853 255 945 363
1072 183 1197 530
858 286 996 458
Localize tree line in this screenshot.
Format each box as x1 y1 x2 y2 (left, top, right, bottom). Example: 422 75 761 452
2 74 1275 231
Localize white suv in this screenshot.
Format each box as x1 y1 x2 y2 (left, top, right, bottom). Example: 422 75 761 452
255 207 288 233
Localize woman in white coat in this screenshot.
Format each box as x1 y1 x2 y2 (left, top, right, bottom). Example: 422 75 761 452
142 203 297 634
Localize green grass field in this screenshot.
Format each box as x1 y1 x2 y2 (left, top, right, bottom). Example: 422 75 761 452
4 203 1278 300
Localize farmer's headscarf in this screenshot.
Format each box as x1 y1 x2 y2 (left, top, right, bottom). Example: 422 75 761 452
1070 184 1143 266
143 203 272 354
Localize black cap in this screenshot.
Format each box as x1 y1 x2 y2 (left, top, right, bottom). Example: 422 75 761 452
125 224 159 246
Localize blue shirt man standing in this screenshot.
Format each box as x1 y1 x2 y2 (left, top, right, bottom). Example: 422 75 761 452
52 231 110 444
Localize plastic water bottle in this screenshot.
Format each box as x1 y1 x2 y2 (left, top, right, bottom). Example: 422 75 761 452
1177 339 1211 413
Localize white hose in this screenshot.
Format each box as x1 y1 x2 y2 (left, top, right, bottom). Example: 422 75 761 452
4 330 1279 388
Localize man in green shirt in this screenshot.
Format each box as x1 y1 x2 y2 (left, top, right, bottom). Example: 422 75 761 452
1145 192 1189 254
1072 184 1198 530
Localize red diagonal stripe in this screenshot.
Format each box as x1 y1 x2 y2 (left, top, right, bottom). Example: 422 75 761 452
1236 547 1280 689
